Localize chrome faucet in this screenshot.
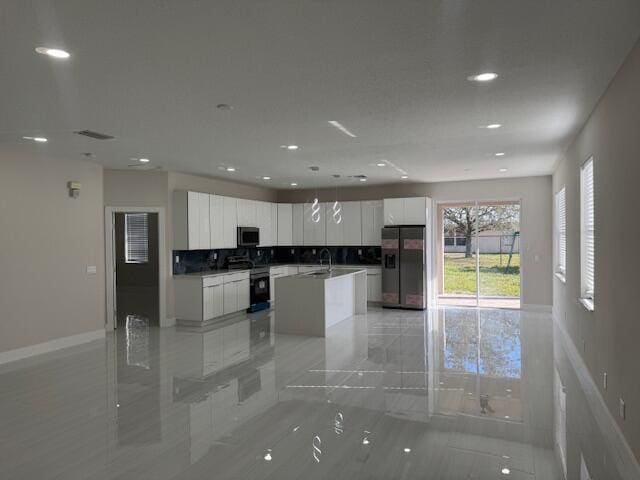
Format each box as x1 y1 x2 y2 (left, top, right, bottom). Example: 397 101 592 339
319 248 332 273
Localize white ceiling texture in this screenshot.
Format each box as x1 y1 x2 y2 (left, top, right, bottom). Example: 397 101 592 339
2 0 640 188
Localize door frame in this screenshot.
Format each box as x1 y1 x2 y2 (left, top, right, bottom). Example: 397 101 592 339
435 198 523 308
105 206 167 330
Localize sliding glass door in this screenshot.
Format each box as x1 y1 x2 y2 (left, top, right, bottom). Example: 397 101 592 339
440 201 521 309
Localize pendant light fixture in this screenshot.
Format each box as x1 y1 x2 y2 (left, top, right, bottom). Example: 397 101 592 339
310 166 321 223
332 175 342 224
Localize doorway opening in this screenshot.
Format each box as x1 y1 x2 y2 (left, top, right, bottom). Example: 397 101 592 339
105 207 166 330
438 201 521 309
114 212 159 327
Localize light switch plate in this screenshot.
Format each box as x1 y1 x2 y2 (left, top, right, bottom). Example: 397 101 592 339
213 252 218 260
175 255 180 263
86 265 97 274
291 249 294 254
358 249 362 255
312 249 316 254
603 372 608 390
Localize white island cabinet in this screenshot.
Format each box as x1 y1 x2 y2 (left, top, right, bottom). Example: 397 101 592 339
274 268 367 337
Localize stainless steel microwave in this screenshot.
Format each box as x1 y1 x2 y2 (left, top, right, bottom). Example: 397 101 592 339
237 227 260 247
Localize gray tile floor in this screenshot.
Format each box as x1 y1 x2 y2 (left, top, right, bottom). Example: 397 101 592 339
0 306 629 479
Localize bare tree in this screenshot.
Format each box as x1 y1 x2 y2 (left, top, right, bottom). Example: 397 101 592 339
443 205 519 258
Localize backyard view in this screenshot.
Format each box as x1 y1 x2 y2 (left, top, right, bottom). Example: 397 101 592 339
441 203 521 304
444 253 521 297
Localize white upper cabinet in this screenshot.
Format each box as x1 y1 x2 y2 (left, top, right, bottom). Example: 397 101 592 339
403 197 428 225
198 193 211 250
383 198 404 226
303 202 326 245
277 204 293 245
173 190 210 250
237 199 257 227
325 201 362 246
292 203 304 246
209 195 224 249
361 200 383 245
383 197 428 226
325 202 344 246
343 201 362 245
256 201 271 247
271 203 278 246
222 196 237 248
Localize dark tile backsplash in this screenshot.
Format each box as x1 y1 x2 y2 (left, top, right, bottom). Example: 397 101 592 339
173 246 381 274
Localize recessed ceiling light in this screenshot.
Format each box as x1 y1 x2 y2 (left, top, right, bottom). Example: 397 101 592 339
262 176 271 180
495 152 506 156
22 136 48 143
280 145 299 150
400 175 409 179
499 168 508 172
501 467 511 475
482 123 502 129
376 162 386 167
290 182 298 186
226 167 236 172
468 72 498 82
359 178 367 182
139 158 150 163
403 448 411 453
35 47 70 59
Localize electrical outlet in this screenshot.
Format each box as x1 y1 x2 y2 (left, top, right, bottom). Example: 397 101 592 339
271 249 274 255
291 249 294 254
312 249 316 254
175 255 180 263
86 265 97 274
358 248 362 255
213 252 218 260
619 398 626 420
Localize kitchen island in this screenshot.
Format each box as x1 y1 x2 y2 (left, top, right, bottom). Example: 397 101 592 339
274 268 367 337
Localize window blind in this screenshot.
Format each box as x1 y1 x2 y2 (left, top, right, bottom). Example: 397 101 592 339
580 158 595 299
125 213 149 264
555 187 566 275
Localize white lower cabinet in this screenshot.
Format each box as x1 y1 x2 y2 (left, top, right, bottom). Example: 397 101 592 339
366 269 382 302
237 278 250 311
223 281 238 315
203 284 223 320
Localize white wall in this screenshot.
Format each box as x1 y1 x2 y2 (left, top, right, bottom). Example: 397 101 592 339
553 39 640 461
0 152 105 354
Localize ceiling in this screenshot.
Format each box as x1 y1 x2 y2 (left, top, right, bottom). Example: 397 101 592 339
2 1 640 189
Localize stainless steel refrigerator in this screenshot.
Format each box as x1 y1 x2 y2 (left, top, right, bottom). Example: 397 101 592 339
381 226 427 309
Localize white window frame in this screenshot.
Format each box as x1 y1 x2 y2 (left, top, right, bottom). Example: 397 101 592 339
124 213 149 264
580 157 595 311
554 187 567 281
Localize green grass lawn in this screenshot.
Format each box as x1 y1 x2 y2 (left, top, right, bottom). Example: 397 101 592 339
444 253 520 297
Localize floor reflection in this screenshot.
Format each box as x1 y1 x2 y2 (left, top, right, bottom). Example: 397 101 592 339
0 307 634 479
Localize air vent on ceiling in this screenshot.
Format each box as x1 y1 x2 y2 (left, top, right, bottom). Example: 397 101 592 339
351 174 367 179
74 130 114 140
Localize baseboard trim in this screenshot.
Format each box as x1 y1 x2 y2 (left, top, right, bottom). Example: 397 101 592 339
0 329 106 366
521 303 552 313
554 315 640 480
162 317 176 328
